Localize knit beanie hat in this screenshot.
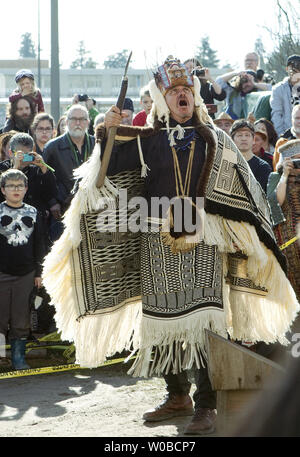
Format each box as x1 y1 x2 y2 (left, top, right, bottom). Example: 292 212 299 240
15 69 34 83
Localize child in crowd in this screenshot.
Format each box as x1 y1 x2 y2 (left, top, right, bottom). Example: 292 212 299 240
9 69 45 114
0 169 45 370
132 86 153 126
56 115 67 137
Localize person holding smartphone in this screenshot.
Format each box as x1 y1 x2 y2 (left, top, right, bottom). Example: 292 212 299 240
0 132 58 250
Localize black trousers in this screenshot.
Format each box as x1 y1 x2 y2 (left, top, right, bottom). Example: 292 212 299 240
164 361 217 410
0 270 35 340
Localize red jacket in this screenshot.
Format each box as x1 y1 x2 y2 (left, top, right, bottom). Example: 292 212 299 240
133 110 147 126
9 89 45 113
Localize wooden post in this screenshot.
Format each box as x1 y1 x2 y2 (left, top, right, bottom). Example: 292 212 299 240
205 330 284 434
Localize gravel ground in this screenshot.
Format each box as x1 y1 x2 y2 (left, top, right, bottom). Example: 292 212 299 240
0 358 212 439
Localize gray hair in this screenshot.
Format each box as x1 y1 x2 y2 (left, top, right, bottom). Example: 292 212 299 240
66 104 90 121
93 113 105 127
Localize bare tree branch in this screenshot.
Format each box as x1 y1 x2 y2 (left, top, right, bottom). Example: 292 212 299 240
277 0 293 37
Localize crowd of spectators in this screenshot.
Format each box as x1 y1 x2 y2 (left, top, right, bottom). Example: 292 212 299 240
0 51 300 370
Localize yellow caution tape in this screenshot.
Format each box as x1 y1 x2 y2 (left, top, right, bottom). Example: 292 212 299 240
38 332 63 342
280 235 300 251
0 356 132 380
1 332 71 352
1 343 70 352
62 345 75 361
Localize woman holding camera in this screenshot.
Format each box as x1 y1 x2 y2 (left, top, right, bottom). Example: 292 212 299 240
267 140 300 306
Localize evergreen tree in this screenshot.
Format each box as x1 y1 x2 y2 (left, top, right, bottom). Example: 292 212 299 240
103 49 131 69
85 57 97 69
19 33 36 58
70 41 97 69
195 36 219 68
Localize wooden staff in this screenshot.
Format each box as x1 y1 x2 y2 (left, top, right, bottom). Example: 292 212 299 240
96 51 132 188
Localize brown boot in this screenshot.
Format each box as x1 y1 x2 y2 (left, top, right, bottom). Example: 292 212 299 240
143 394 194 422
184 408 217 435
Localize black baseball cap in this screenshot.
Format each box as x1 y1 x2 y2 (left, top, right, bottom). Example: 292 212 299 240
123 97 134 112
287 55 300 67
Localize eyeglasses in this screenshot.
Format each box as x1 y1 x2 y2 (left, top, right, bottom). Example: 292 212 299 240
4 185 26 191
36 127 53 132
68 117 88 123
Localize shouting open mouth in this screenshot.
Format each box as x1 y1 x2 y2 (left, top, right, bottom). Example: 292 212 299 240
178 97 188 108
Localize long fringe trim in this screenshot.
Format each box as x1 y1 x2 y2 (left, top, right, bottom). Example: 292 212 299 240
42 226 143 367
128 308 227 378
204 213 300 343
43 141 120 336
73 298 142 368
42 141 143 367
43 230 81 343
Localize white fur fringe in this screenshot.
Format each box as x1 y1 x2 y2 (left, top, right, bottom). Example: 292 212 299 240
128 307 227 378
43 140 299 374
42 142 142 367
204 213 300 344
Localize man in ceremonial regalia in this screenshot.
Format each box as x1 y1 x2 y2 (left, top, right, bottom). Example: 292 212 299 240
43 56 299 435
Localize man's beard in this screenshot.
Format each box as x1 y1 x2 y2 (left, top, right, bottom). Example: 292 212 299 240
14 113 35 132
67 127 86 139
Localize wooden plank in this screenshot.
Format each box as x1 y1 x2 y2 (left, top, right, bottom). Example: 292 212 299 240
217 390 259 434
205 330 284 391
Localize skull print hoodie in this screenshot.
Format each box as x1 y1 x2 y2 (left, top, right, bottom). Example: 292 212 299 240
0 202 45 276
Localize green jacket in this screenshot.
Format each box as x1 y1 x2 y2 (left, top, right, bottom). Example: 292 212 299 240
88 107 99 124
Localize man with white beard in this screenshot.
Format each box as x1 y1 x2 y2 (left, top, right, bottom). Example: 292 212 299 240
43 105 94 240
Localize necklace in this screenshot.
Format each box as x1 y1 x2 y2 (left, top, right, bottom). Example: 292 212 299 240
171 140 195 198
161 139 199 254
